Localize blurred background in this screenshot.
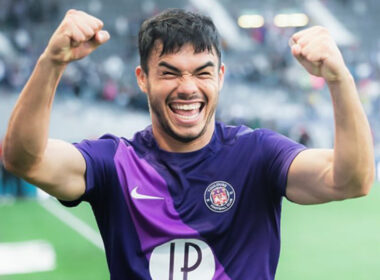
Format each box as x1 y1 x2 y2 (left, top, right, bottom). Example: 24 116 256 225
0 0 379 279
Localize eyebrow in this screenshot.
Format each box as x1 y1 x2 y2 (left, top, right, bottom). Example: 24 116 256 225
158 61 181 73
195 61 215 72
158 61 215 73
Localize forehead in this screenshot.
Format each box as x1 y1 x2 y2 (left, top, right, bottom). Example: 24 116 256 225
148 41 218 68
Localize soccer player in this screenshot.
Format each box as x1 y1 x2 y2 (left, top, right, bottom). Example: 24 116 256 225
2 8 374 280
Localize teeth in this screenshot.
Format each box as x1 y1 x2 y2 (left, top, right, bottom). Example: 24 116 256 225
177 112 200 120
171 103 201 111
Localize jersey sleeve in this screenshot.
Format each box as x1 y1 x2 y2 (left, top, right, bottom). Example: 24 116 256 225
259 129 306 199
59 134 120 207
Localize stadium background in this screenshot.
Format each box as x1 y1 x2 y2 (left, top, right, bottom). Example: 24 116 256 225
0 0 379 279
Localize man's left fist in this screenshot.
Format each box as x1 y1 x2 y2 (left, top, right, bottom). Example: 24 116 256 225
290 26 348 83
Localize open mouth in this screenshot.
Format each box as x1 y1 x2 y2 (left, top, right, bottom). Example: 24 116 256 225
169 102 205 121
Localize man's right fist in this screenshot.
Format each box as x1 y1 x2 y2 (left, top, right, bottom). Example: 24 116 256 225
43 9 110 65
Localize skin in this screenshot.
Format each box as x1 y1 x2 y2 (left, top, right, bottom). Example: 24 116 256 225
2 11 374 205
2 10 110 201
136 42 225 152
286 26 374 203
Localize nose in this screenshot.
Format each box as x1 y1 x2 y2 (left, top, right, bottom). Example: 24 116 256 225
177 75 198 97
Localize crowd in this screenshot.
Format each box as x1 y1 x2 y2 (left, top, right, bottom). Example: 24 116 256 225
1 0 379 197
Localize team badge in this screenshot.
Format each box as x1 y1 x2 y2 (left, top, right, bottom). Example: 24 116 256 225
204 181 235 213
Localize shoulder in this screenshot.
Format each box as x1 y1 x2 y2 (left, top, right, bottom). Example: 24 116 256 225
74 134 121 154
216 123 303 158
74 126 154 158
216 122 252 142
216 122 279 145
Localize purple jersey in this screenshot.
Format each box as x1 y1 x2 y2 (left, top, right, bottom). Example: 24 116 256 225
61 122 305 280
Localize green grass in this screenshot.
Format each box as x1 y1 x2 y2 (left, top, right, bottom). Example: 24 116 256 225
0 200 108 280
0 183 379 279
277 182 380 279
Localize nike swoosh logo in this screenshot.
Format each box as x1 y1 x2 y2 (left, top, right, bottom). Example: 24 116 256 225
131 186 164 200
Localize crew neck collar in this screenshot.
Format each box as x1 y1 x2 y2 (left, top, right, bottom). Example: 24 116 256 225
141 123 221 161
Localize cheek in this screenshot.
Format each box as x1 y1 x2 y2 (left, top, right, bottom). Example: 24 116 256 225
198 79 219 98
149 79 178 99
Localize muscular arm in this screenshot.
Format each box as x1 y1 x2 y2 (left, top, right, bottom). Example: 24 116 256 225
286 27 374 205
2 10 110 201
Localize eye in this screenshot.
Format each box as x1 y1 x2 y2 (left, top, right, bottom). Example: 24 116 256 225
162 71 176 76
198 72 212 78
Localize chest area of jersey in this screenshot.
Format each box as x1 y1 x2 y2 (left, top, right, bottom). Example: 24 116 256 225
113 144 245 235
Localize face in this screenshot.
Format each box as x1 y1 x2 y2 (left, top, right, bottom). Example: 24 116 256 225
136 42 225 152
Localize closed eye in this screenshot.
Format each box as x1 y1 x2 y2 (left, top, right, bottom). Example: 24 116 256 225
197 72 212 78
161 71 178 78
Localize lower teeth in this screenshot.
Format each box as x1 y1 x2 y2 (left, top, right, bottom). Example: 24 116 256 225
176 113 199 120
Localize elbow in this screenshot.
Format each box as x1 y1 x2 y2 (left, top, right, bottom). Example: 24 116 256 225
2 150 18 175
356 169 375 197
2 140 42 178
3 158 14 174
3 158 26 178
358 161 376 197
336 170 375 200
2 140 18 174
2 151 39 180
349 182 372 199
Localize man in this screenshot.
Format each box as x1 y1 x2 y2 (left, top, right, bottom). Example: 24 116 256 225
3 8 374 280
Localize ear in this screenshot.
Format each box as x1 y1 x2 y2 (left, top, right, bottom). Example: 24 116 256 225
218 63 225 91
135 66 148 94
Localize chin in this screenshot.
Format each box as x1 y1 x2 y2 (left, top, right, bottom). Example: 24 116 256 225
169 126 206 143
165 121 208 143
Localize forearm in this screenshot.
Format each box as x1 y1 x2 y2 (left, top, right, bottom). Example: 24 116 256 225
3 54 66 174
329 69 374 195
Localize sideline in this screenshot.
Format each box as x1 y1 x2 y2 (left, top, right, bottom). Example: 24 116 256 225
0 240 56 275
39 198 104 251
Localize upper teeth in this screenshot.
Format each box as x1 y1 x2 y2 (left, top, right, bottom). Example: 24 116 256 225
171 103 201 110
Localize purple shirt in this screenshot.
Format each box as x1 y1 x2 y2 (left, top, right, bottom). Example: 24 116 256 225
61 122 305 280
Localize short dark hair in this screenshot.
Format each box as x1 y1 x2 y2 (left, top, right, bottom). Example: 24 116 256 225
138 9 222 73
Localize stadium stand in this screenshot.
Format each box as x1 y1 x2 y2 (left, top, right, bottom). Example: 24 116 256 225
1 0 379 197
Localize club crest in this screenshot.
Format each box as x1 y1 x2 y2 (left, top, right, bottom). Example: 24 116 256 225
204 181 235 213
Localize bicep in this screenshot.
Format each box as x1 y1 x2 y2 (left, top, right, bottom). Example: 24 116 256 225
25 139 86 201
286 148 339 204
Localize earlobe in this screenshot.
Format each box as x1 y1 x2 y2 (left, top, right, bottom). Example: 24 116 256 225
135 66 148 94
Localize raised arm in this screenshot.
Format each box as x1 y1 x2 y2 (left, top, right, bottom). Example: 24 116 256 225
2 10 110 201
286 26 374 205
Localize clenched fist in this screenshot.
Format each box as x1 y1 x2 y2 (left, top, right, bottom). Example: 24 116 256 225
290 26 349 83
43 9 110 65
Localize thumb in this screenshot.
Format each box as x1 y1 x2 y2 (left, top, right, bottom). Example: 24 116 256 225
288 37 302 59
291 43 307 68
291 43 302 59
94 30 110 45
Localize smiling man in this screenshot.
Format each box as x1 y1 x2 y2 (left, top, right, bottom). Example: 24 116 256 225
136 44 223 152
3 8 374 280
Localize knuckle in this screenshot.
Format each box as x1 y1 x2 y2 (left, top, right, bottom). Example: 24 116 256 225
321 40 329 49
298 39 307 48
79 32 87 41
317 26 328 34
66 9 77 15
97 19 104 28
77 10 89 18
306 54 314 61
72 32 85 42
61 21 70 29
84 30 95 39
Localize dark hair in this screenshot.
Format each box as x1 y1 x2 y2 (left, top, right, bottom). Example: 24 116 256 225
138 9 222 73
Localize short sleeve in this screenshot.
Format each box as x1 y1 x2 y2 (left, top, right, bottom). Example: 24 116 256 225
59 134 120 207
259 129 306 199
